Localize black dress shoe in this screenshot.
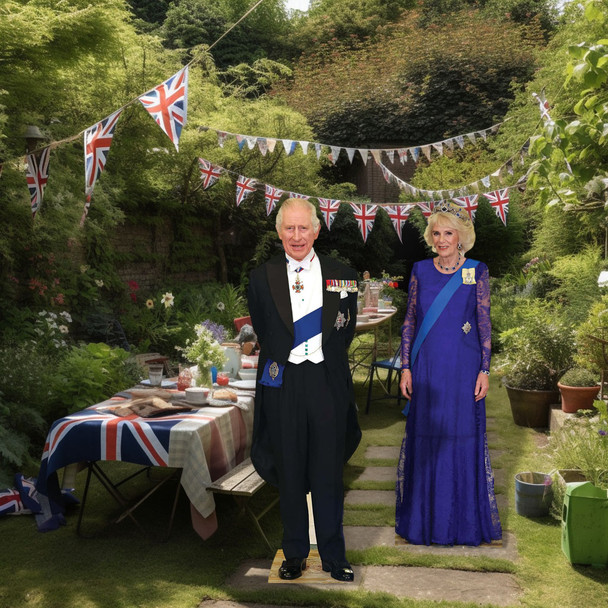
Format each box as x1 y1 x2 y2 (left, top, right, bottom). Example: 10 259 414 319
278 557 307 580
322 560 355 582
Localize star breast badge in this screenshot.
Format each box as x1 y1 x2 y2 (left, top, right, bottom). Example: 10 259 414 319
462 321 472 334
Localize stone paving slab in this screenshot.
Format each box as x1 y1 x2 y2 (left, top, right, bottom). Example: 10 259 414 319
365 446 400 460
345 489 394 506
344 526 518 561
224 560 521 606
356 466 397 482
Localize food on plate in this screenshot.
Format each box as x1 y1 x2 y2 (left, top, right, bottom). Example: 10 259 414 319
213 388 238 402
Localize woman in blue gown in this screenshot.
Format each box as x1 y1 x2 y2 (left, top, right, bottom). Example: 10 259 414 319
396 201 502 546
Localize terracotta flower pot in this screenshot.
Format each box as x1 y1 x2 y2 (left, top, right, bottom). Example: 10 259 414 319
557 383 599 414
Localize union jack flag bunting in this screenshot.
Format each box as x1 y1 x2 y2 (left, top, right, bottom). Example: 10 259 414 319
451 195 479 221
318 198 341 230
139 65 188 151
198 158 223 190
235 176 257 206
349 203 378 242
483 188 510 226
26 146 50 218
288 192 310 200
0 488 23 515
84 109 122 198
417 202 434 219
264 185 284 215
14 474 40 513
385 204 414 242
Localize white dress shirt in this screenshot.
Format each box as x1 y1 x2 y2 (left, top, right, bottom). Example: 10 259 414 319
286 249 324 364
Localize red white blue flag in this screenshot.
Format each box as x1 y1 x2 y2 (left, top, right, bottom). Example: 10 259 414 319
417 202 434 219
139 65 188 151
289 192 310 200
0 488 23 515
198 158 223 190
385 204 413 242
451 194 479 221
483 188 510 226
84 109 122 198
349 203 378 242
235 175 257 206
264 185 284 215
318 198 341 230
26 147 51 218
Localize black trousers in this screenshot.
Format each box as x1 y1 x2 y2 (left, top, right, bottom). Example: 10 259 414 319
260 360 348 563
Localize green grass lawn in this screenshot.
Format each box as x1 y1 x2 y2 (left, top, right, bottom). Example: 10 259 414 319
2 372 608 608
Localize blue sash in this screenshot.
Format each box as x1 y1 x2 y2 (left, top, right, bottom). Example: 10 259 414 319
402 259 479 416
259 306 322 387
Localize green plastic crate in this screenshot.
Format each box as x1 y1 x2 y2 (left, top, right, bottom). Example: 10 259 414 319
561 481 608 567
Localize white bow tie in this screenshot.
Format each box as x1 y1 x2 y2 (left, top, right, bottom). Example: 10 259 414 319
287 254 314 273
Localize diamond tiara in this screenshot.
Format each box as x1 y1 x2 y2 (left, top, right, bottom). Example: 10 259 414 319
430 201 473 226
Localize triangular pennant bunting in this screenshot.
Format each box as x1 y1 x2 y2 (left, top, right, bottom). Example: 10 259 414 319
235 175 257 206
358 149 369 165
349 203 378 242
257 138 268 155
417 202 434 219
217 131 228 147
84 109 122 199
267 138 277 153
282 139 297 156
198 158 223 190
451 194 479 221
289 192 310 200
26 147 50 218
318 198 341 230
139 65 188 151
264 185 283 215
345 148 356 163
384 204 413 243
299 141 309 155
483 188 510 226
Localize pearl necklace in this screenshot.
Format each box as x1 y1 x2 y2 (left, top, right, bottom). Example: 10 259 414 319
436 252 462 272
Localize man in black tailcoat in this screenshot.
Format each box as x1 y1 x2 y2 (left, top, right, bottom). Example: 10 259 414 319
248 198 361 582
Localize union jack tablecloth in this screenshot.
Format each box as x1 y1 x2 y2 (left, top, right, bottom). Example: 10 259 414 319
35 392 254 536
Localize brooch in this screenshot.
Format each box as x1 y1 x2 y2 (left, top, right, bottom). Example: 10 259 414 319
292 275 304 293
462 321 472 334
335 309 350 330
269 361 279 379
462 268 476 285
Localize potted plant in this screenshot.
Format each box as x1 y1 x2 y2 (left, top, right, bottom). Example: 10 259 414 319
558 367 600 413
497 304 574 427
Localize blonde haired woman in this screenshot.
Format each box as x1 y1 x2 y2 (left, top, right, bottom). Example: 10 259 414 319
396 201 502 546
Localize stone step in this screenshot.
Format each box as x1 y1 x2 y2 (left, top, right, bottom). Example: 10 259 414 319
364 446 400 460
223 558 521 606
344 526 518 561
355 466 396 482
345 489 394 506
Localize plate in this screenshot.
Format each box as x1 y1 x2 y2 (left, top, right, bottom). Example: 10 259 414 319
207 398 237 407
182 399 208 407
140 379 177 388
229 379 256 390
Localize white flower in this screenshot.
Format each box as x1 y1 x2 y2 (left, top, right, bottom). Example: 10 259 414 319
217 301 225 311
161 292 175 308
80 265 89 273
60 311 72 323
58 325 69 334
95 279 104 287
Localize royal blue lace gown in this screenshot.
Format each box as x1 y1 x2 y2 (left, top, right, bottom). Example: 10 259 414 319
396 258 502 546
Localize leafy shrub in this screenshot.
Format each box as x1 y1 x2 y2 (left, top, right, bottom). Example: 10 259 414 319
573 294 608 373
497 301 574 390
51 343 141 414
559 367 598 387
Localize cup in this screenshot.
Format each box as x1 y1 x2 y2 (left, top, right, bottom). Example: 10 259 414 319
148 364 164 386
184 386 209 405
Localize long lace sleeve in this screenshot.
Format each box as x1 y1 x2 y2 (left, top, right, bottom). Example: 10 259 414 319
476 262 491 372
401 267 418 370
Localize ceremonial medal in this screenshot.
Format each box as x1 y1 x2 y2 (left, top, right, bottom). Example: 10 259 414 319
462 268 476 285
335 311 346 329
292 275 304 293
462 321 472 334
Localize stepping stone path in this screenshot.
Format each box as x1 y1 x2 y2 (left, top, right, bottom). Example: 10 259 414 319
208 416 521 606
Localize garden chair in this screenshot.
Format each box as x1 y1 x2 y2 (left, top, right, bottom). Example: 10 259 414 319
365 346 404 414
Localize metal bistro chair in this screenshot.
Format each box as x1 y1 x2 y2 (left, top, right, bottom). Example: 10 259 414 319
365 346 404 414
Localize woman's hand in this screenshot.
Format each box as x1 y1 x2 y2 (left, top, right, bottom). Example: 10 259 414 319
474 372 489 402
400 369 413 399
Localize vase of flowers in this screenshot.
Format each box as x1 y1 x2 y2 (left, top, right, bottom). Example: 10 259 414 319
179 322 227 387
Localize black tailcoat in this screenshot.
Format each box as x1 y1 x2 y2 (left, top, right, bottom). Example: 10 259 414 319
248 253 361 487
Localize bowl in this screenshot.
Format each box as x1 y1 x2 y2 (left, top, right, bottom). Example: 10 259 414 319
238 369 257 381
184 386 209 405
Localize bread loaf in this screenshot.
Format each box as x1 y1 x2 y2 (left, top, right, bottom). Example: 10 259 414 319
213 388 238 402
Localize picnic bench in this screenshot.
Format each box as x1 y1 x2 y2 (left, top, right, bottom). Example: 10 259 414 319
207 458 278 551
